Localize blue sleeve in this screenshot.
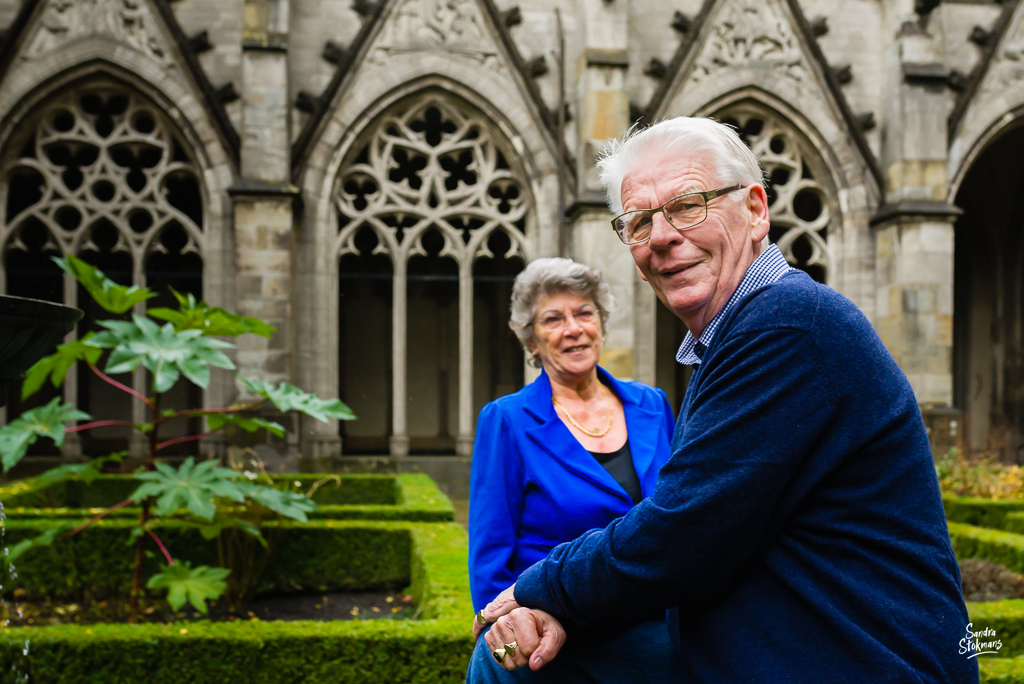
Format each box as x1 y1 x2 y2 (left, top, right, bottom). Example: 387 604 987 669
468 401 526 611
653 386 675 470
514 325 836 625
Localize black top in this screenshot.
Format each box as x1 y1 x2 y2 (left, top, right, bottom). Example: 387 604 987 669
589 440 642 505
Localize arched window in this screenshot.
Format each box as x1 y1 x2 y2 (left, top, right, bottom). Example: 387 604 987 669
717 105 833 282
1 80 205 454
335 92 529 456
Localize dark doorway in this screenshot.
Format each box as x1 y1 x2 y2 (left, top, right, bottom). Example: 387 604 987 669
954 124 1024 460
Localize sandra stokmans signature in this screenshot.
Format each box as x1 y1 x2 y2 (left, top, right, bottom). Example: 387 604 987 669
959 623 1002 659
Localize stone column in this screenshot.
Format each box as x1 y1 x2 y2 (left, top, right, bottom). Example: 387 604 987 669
456 259 474 456
390 263 409 458
569 0 639 380
873 5 959 454
230 0 303 465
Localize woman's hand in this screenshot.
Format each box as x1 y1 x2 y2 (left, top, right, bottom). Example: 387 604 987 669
473 584 521 639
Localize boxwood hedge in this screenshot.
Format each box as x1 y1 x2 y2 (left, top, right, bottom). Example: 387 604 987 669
944 496 1024 531
0 522 475 683
0 473 453 522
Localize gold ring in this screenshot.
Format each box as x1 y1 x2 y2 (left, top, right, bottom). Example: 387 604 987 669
492 648 506 664
476 609 489 625
504 640 518 657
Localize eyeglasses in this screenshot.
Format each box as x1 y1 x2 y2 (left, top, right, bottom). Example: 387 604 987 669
610 184 745 245
535 306 598 331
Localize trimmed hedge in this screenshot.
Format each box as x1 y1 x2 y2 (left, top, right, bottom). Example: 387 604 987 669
0 473 454 522
0 523 475 683
944 496 1024 531
969 600 1024 658
949 522 1024 575
0 518 415 602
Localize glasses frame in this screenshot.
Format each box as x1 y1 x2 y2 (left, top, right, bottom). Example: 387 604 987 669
610 184 745 245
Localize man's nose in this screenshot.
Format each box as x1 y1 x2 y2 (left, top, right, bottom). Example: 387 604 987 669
647 211 682 249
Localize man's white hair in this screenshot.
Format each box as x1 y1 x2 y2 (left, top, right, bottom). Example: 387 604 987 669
596 116 767 215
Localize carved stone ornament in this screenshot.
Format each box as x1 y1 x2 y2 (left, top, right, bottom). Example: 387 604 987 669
335 93 528 264
717 105 832 282
979 8 1024 98
690 0 807 86
2 84 204 270
367 0 500 69
24 0 169 63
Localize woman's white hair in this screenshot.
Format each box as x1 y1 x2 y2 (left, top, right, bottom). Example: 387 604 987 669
509 257 614 368
597 116 767 215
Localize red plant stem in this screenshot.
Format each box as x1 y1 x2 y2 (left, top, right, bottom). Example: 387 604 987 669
147 530 175 566
88 362 154 410
129 393 160 624
156 402 265 424
65 420 133 434
155 430 215 452
67 498 134 537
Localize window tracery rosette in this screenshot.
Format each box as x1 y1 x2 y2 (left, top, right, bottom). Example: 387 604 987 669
717 107 833 282
1 84 204 277
334 94 529 265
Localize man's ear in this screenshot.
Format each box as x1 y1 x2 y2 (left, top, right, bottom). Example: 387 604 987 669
635 265 648 282
746 184 771 242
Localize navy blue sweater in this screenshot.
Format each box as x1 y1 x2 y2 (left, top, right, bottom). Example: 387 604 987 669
515 271 976 683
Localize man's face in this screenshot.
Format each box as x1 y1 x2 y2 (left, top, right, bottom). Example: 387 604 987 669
622 150 770 334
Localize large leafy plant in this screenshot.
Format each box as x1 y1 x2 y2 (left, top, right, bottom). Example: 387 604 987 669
0 255 355 622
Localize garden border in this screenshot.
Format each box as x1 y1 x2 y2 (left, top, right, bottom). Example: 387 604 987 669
0 473 454 522
0 521 475 683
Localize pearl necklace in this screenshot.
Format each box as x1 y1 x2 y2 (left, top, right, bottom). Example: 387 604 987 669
552 385 613 438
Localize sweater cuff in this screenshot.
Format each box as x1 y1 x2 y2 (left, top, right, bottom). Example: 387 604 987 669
513 560 555 613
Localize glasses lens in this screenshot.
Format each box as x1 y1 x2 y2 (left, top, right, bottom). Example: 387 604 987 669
664 194 707 230
615 211 651 243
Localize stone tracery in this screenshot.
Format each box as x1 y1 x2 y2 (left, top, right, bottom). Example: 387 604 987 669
334 93 531 456
2 85 204 275
336 94 527 264
717 105 832 282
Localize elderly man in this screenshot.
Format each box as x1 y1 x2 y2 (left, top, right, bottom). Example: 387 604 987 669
470 116 976 682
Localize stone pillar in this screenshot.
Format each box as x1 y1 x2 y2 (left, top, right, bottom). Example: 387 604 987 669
873 5 959 453
230 0 303 465
569 0 639 380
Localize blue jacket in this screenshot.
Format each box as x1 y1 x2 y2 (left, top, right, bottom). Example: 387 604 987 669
515 272 977 683
468 367 675 611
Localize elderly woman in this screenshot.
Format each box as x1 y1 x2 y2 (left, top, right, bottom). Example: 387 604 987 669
467 257 678 683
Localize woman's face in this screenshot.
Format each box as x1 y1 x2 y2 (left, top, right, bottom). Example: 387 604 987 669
529 291 603 381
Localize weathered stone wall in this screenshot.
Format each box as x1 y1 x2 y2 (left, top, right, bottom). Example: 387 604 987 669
1 0 1023 469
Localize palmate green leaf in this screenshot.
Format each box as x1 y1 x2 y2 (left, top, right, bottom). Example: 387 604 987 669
149 288 276 338
31 451 129 488
7 523 72 564
86 314 235 393
146 561 230 614
237 480 317 522
240 378 356 423
54 254 154 314
21 332 103 401
0 398 90 473
131 457 245 521
204 413 286 437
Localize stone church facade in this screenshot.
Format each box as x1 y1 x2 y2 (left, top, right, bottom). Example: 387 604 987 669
0 0 1020 487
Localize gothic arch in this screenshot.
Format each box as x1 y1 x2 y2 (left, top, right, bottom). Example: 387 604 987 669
296 78 546 457
950 109 1024 200
302 87 534 457
0 72 223 451
704 99 838 282
686 89 877 315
